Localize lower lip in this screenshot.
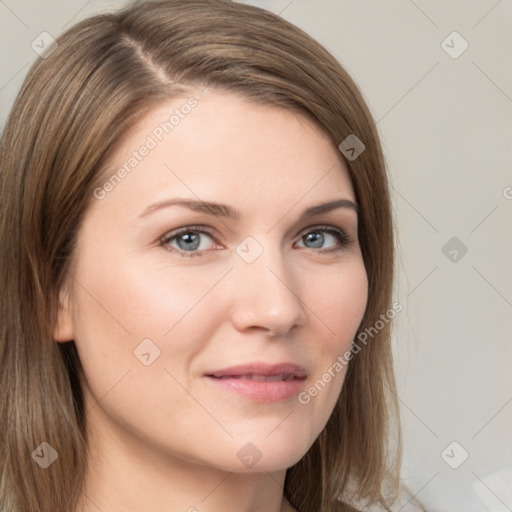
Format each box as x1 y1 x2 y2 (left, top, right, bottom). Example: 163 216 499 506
204 376 306 403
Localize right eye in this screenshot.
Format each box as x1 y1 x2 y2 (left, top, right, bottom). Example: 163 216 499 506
160 226 220 257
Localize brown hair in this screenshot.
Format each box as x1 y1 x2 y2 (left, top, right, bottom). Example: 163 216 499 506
0 1 402 510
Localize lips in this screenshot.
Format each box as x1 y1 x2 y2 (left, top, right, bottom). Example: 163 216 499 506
214 374 297 381
204 363 307 402
206 363 307 380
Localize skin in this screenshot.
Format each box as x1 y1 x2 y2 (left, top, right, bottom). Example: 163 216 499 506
55 88 368 512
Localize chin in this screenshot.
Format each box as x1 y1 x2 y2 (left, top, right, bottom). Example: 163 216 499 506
205 432 314 474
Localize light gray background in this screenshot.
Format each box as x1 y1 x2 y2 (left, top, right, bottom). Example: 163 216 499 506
1 1 511 511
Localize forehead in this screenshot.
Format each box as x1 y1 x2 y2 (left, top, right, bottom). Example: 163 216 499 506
93 88 355 218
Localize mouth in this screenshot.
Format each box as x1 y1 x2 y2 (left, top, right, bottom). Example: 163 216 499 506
204 363 307 403
212 373 300 382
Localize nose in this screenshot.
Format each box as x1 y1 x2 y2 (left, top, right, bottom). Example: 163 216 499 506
229 241 307 336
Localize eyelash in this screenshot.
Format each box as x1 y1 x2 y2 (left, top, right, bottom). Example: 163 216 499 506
159 224 352 258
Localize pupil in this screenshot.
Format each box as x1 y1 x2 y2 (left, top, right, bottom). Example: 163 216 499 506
178 233 200 250
306 232 323 248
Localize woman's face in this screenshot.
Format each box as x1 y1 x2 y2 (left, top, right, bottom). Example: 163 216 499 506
56 88 368 473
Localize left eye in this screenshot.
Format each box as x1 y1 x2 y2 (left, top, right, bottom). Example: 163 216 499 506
160 225 350 257
295 227 350 251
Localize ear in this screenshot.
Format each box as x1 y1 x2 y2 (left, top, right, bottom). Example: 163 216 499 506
53 286 75 342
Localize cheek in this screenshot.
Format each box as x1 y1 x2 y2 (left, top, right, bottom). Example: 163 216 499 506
69 249 231 384
73 246 224 334
310 257 368 347
68 253 228 449
297 258 368 417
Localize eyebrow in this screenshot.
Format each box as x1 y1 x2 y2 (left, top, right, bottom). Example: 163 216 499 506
138 197 359 221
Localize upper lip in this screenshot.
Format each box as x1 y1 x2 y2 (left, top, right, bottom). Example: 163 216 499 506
205 363 307 379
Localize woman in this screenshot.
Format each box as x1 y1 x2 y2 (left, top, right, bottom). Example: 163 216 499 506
0 1 406 511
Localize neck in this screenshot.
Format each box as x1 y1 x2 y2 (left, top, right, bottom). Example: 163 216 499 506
76 404 296 512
